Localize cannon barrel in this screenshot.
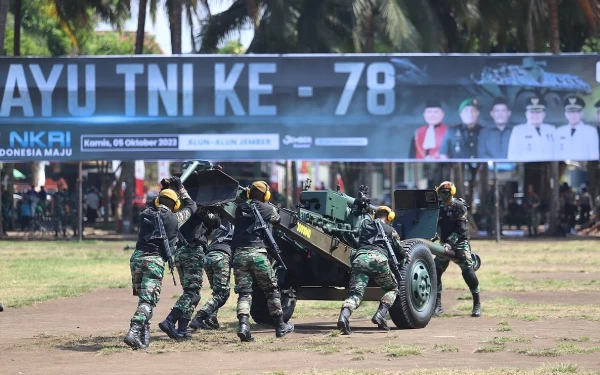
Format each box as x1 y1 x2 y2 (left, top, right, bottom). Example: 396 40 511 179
418 239 481 272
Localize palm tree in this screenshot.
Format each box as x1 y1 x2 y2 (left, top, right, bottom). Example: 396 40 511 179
0 0 7 55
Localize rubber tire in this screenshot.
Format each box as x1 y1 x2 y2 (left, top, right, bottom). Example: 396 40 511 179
249 284 296 326
389 240 438 329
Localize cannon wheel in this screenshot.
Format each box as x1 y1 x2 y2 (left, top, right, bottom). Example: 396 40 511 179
389 240 437 329
249 284 296 325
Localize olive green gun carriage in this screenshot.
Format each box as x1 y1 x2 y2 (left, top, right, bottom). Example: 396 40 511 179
179 161 481 330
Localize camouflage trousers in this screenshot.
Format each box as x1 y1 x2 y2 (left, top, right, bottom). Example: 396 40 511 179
173 245 204 320
198 251 231 317
130 249 165 324
233 247 282 317
342 249 399 312
54 213 69 234
435 241 479 294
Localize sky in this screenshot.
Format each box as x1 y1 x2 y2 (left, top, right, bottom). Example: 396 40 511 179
96 0 254 55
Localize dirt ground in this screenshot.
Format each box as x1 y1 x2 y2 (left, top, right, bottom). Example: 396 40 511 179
1 279 600 375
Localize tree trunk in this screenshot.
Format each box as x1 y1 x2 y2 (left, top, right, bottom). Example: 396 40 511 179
453 163 465 198
547 0 561 235
548 0 560 54
587 161 600 203
13 0 20 56
0 0 9 56
169 0 183 54
135 0 148 54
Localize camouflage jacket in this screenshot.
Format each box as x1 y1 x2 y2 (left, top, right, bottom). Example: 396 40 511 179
438 198 470 248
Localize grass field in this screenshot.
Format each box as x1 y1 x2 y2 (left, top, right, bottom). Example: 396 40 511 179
1 239 600 375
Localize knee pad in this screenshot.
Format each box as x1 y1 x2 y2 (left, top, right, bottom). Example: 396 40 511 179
136 303 153 321
239 292 251 302
461 268 479 291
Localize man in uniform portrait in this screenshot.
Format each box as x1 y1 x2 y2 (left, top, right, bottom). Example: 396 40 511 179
409 100 448 159
477 97 513 159
507 97 555 161
439 98 482 159
595 100 600 156
555 95 599 161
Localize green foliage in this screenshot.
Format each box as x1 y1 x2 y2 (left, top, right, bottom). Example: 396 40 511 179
217 39 245 54
80 31 163 55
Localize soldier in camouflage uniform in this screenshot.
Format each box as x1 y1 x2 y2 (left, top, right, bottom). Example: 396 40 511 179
124 177 197 350
434 181 481 317
189 221 234 330
51 182 70 238
158 204 220 340
337 206 407 335
439 98 483 159
525 184 540 237
232 181 294 342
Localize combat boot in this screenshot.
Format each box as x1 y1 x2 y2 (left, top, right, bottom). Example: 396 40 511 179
273 315 294 338
337 307 352 335
371 302 391 331
177 318 192 339
434 293 444 315
189 311 212 330
141 322 151 348
0 302 4 312
237 314 254 342
206 313 220 329
124 321 146 350
471 292 482 317
158 309 184 340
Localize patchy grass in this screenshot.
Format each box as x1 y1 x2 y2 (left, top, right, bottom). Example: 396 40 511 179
515 343 600 357
266 364 600 375
433 344 459 352
474 345 505 353
441 241 600 293
447 296 600 322
556 337 590 343
483 336 531 345
497 320 512 332
383 344 423 357
0 241 131 307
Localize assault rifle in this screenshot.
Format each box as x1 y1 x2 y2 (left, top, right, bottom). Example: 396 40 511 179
250 202 287 271
154 212 177 286
374 219 403 282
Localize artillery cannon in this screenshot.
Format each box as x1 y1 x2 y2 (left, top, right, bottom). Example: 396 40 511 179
179 162 481 330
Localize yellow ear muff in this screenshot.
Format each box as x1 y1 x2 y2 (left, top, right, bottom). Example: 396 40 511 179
154 196 160 208
374 206 394 222
436 181 456 196
248 182 271 201
263 182 271 202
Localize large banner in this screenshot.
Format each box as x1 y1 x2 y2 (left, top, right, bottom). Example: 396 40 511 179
0 54 599 162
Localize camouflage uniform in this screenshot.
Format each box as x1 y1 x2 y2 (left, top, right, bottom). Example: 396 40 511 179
191 222 234 330
232 194 293 341
524 193 540 237
434 197 481 316
52 189 69 237
159 208 220 339
338 215 403 334
125 185 197 350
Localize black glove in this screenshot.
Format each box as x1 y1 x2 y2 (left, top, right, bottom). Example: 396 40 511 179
160 178 170 190
170 176 183 191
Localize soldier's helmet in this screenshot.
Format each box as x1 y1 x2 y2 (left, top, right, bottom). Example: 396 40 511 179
436 181 456 202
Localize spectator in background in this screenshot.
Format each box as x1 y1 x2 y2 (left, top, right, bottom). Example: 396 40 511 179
578 185 592 225
85 187 100 226
1 186 11 235
560 183 577 235
524 184 540 237
26 185 38 217
38 186 48 214
20 196 32 231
